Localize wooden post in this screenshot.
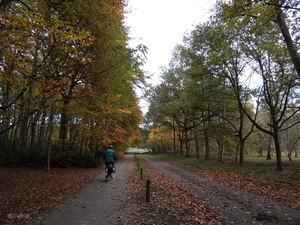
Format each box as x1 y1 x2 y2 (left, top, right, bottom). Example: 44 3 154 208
140 168 143 180
146 180 150 202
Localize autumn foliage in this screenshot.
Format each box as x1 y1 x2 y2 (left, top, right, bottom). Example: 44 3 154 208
0 0 145 167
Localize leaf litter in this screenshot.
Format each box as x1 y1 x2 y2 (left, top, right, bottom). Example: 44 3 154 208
0 166 102 225
117 161 222 225
1 157 299 225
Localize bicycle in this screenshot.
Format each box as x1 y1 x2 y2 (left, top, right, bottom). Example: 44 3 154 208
105 163 116 181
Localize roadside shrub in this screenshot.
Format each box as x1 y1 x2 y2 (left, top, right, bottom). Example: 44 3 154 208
72 153 102 168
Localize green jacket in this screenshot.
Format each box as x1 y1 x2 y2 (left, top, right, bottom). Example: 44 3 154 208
105 148 118 163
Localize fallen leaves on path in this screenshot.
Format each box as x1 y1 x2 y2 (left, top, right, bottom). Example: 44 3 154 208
118 162 222 225
187 166 300 211
118 159 300 225
0 166 103 225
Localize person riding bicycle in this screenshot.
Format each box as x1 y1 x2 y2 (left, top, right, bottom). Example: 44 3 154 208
105 145 118 171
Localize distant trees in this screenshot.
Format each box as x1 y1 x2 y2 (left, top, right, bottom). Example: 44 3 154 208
145 0 300 171
0 0 145 167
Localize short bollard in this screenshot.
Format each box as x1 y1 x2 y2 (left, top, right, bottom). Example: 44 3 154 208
146 180 150 202
140 168 143 180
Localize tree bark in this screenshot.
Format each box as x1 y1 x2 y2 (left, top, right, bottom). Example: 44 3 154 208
239 138 245 164
184 126 189 158
273 130 283 171
276 10 300 79
173 119 176 155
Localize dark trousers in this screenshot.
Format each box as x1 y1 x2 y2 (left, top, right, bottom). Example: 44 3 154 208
105 162 115 168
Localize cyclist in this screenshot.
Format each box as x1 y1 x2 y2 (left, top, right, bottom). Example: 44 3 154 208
105 145 118 171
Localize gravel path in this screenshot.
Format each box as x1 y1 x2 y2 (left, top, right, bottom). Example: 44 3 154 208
34 154 135 225
141 155 300 225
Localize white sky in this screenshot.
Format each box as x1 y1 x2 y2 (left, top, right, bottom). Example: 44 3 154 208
124 0 217 113
125 0 216 83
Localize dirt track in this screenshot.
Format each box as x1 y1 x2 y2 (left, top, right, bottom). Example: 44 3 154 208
140 155 300 225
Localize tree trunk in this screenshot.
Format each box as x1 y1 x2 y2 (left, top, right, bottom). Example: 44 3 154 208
184 127 189 158
47 140 51 172
267 134 272 160
218 137 224 162
59 99 70 152
173 120 176 155
235 142 239 162
29 120 37 160
37 107 47 151
273 130 283 171
267 149 272 160
0 109 10 149
204 133 210 160
59 102 69 140
178 132 184 155
288 153 291 161
195 136 199 159
239 137 245 164
276 10 300 79
19 113 29 154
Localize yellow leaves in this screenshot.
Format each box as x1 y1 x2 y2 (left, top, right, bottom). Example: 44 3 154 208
76 29 96 47
118 107 131 115
86 58 93 63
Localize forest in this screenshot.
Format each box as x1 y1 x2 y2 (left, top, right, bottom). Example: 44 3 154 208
144 0 300 171
0 0 147 168
1 1 300 224
1 0 300 173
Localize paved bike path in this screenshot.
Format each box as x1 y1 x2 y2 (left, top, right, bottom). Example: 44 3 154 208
34 154 135 225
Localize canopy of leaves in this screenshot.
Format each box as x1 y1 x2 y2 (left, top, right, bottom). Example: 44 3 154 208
0 0 146 166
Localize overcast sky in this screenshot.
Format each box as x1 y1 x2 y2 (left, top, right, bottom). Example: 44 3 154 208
125 0 216 84
124 0 216 113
